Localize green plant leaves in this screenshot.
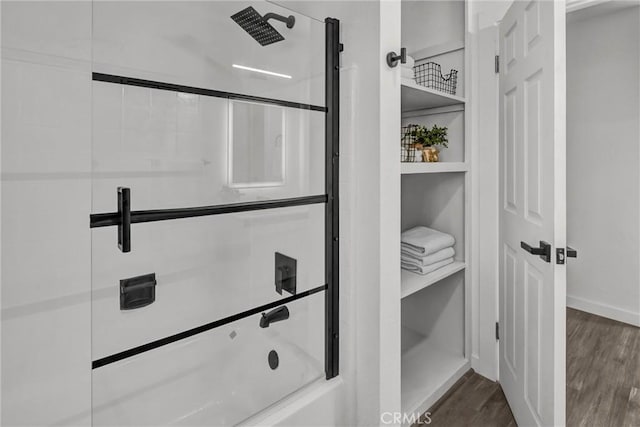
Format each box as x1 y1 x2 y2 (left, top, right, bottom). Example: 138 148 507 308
404 124 448 148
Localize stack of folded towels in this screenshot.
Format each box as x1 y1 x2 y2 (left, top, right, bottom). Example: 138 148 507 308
401 226 455 275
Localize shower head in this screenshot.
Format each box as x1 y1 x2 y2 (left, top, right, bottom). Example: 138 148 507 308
230 6 295 46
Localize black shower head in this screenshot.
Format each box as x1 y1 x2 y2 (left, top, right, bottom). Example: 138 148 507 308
231 6 295 46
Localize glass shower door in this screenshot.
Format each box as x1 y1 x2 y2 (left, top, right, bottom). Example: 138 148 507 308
89 2 339 425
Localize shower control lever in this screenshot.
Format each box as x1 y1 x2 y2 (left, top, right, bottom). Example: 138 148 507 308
387 48 406 68
275 252 297 295
260 306 289 328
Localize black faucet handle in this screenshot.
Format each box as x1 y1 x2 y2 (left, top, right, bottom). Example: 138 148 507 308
275 252 297 296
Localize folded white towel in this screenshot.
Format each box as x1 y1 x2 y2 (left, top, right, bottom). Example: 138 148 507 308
402 257 454 275
401 67 415 80
401 55 415 69
402 246 455 267
401 226 455 257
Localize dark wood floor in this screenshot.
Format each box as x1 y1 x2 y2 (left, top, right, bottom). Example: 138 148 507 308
567 308 640 427
416 308 640 427
417 369 517 427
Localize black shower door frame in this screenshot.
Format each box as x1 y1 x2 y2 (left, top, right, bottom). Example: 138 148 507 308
89 18 340 380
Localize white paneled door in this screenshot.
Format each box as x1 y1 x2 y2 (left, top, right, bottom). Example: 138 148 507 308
499 0 566 426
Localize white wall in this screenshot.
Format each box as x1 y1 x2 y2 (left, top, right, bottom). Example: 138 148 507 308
402 1 466 54
1 2 92 425
566 4 640 326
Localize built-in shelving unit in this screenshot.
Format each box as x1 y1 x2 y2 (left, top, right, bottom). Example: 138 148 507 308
401 261 465 299
398 0 470 421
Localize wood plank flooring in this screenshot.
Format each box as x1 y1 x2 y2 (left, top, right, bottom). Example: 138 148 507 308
567 308 640 427
416 369 516 427
415 308 640 427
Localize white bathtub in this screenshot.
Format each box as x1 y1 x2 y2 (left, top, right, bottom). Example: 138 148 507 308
92 292 325 426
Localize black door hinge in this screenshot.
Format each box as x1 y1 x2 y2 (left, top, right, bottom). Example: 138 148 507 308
495 55 500 73
495 322 500 340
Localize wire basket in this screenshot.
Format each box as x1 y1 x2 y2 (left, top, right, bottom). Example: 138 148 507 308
401 125 420 163
413 62 458 95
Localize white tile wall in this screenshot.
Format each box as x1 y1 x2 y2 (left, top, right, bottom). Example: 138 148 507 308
1 1 91 61
1 2 92 425
2 303 91 426
2 60 91 174
1 180 90 308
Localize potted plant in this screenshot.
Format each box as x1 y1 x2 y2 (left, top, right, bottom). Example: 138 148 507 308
405 124 448 162
422 124 448 162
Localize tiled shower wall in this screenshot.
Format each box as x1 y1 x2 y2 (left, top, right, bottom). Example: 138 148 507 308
1 2 93 425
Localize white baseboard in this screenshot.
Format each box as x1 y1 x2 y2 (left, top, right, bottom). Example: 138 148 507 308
471 354 498 382
567 295 640 327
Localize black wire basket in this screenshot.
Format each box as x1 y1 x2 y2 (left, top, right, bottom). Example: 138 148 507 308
413 62 458 95
401 125 420 163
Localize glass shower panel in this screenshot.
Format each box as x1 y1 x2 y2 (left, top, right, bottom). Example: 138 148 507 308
91 82 325 212
90 2 332 424
92 1 325 107
92 292 324 426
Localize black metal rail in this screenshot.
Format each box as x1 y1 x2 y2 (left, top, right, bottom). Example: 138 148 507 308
324 17 340 380
92 284 327 369
93 72 327 113
90 194 328 228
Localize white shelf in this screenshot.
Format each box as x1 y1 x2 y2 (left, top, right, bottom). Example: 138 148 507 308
401 333 469 418
410 40 465 62
400 162 468 175
401 261 466 299
401 78 465 112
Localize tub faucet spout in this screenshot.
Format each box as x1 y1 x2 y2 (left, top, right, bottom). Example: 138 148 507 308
260 306 289 328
